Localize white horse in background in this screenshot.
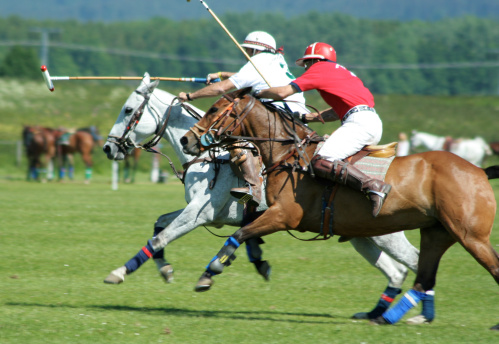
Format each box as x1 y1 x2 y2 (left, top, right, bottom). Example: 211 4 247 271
102 73 427 322
410 130 492 167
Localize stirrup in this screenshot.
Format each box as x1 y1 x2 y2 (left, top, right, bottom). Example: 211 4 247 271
236 193 253 205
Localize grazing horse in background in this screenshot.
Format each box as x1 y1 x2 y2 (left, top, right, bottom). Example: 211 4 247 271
122 148 142 183
57 127 102 184
22 126 58 182
102 74 426 322
410 130 492 167
180 88 499 327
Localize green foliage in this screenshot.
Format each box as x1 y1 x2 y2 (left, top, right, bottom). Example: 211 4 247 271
0 45 40 79
1 14 499 95
1 179 498 343
1 0 499 22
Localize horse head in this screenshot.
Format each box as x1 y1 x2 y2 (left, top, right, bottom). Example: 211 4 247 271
180 87 312 163
103 72 160 160
180 88 256 156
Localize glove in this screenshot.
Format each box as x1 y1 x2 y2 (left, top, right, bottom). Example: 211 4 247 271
293 112 308 123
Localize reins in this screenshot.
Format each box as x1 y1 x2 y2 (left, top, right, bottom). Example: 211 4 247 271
107 90 222 183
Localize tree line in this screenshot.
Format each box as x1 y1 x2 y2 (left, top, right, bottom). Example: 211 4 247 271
1 13 499 95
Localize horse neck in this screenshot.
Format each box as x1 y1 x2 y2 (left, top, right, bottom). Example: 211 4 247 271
151 90 205 166
243 107 313 167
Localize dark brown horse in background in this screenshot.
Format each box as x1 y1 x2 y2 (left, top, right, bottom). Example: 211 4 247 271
180 88 499 327
22 126 58 182
123 148 142 183
57 127 102 184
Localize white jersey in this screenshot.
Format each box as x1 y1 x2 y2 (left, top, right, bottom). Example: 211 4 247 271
229 52 308 114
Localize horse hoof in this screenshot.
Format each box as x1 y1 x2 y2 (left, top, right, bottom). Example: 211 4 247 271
370 316 389 325
490 323 499 331
351 312 370 320
103 266 126 284
194 272 214 292
406 315 431 325
255 260 271 281
159 264 174 283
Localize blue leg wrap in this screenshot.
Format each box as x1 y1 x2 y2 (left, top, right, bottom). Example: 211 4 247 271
206 236 240 275
124 240 155 273
382 289 426 324
59 167 66 179
421 290 435 322
367 286 402 319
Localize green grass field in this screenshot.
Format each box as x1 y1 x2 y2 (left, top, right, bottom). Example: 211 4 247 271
1 78 499 343
1 179 498 344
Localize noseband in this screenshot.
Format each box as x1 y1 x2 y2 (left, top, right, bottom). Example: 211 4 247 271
107 90 202 155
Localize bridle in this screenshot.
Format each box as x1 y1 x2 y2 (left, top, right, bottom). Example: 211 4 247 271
188 94 256 151
187 93 324 175
107 89 202 154
106 90 152 154
106 89 203 180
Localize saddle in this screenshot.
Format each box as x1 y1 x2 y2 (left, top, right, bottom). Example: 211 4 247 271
349 142 397 163
319 142 397 241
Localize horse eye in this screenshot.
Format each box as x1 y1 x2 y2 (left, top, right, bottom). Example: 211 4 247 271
125 107 133 114
207 107 218 114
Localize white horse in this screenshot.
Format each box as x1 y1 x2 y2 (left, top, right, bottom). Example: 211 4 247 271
410 130 492 167
102 73 427 322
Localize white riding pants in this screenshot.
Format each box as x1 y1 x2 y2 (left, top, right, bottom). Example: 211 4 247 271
317 110 383 161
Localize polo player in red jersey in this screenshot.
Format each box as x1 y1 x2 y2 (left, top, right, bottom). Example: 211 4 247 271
256 42 391 217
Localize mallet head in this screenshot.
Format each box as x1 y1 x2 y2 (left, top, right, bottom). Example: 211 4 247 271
40 65 55 92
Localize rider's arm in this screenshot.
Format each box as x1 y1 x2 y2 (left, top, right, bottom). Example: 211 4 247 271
256 84 298 100
206 72 236 83
179 79 236 102
306 108 339 122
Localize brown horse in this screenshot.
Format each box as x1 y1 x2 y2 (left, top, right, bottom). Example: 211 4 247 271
180 88 499 326
22 126 58 182
57 127 101 183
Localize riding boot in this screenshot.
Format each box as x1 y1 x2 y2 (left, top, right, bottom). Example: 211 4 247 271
312 156 391 217
230 152 262 207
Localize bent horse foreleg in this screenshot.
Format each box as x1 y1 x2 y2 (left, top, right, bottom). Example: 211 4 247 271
195 206 288 292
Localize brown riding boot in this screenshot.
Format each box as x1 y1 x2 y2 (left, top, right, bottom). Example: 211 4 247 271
230 153 262 206
312 156 391 217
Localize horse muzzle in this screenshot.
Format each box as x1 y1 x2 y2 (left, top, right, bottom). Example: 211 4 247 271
103 142 126 161
180 134 201 156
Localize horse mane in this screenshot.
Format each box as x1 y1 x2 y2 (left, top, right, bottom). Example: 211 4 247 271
226 88 316 138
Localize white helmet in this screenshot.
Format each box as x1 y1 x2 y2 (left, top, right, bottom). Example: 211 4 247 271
241 31 276 52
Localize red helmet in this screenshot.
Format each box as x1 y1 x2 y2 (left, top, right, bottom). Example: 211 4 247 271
296 42 336 67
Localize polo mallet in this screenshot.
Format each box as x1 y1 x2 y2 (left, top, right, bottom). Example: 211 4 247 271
40 65 219 92
194 0 272 87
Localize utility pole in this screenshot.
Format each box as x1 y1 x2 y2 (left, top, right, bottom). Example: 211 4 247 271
30 28 61 67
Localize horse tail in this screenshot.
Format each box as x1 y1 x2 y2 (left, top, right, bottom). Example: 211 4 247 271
483 165 499 180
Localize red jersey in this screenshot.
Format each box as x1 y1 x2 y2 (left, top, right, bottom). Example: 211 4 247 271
291 61 374 119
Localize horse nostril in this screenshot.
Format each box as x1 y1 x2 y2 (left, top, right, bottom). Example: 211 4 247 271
103 145 110 154
180 136 188 146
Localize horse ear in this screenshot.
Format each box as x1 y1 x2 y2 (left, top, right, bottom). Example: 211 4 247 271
138 72 159 94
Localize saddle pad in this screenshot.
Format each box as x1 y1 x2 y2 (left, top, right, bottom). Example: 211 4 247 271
352 155 395 181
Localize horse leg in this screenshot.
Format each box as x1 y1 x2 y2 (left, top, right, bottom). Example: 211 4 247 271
242 207 271 281
349 237 406 319
82 153 92 184
196 206 288 292
104 209 183 285
373 225 456 325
